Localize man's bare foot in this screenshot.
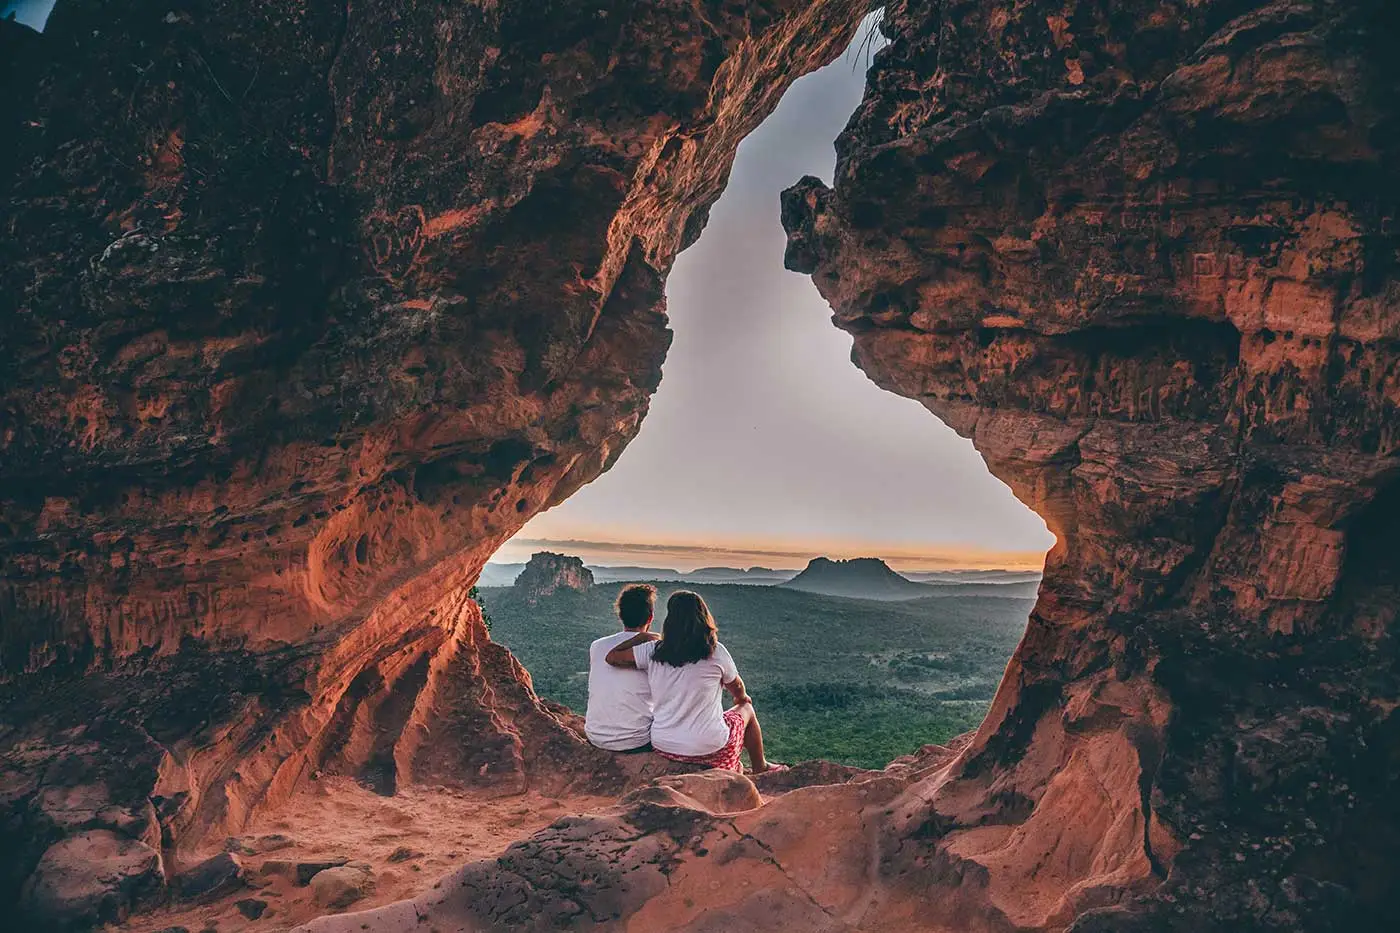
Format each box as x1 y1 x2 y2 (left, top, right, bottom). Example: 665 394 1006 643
749 762 789 775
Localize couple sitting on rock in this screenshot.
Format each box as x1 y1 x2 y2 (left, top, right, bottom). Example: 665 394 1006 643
584 584 786 774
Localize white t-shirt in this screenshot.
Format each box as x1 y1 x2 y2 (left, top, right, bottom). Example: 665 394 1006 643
584 631 654 751
633 640 739 756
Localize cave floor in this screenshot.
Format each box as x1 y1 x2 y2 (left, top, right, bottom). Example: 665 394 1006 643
112 778 614 933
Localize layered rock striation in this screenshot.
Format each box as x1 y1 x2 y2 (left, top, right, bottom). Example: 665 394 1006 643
0 0 868 923
782 0 1400 928
4 0 1399 931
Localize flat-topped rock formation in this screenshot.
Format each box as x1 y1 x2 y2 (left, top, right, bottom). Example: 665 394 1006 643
513 551 594 602
780 555 930 600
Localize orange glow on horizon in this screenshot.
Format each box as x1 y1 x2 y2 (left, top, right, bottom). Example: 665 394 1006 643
491 531 1049 573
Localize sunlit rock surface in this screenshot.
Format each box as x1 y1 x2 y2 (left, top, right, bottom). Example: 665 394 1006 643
3 0 1398 931
0 0 868 923
783 0 1400 929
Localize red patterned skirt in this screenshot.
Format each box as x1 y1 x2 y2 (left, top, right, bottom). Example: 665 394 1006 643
656 708 746 772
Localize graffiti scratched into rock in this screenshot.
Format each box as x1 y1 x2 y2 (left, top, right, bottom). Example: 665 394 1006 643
364 205 427 285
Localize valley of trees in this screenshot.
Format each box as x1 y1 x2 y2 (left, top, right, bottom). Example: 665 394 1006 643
479 581 1033 769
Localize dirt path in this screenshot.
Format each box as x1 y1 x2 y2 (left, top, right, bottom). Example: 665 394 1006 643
112 778 614 933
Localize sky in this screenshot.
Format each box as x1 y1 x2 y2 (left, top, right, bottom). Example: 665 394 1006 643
2 0 54 30
5 7 1049 572
497 25 1054 573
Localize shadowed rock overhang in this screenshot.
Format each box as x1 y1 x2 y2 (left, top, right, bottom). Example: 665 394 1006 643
2 1 1399 931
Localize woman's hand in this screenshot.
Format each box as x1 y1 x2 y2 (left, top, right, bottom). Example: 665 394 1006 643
605 630 657 668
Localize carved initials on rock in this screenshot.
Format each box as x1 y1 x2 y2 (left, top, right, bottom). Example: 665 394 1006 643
364 205 428 286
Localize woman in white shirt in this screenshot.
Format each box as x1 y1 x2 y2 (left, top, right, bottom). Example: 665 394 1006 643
606 590 784 774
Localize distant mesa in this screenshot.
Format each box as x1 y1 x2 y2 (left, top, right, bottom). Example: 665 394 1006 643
687 566 794 584
780 556 931 601
513 552 594 602
588 565 688 584
586 565 792 585
487 560 800 586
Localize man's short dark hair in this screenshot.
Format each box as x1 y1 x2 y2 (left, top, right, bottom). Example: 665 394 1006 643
616 584 656 629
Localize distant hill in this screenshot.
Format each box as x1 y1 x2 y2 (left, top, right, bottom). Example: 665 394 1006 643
479 562 526 587
491 562 799 586
904 570 1042 585
587 565 688 583
780 557 931 601
687 566 794 584
909 580 1042 600
590 565 796 585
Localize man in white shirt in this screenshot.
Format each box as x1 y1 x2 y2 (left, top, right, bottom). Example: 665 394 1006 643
584 584 658 752
602 589 784 774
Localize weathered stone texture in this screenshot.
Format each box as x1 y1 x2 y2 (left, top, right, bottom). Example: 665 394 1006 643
783 0 1400 929
0 0 867 922
4 0 1399 930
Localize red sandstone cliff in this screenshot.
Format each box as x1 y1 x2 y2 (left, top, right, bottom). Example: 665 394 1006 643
302 2 1400 931
781 0 1400 928
0 0 867 925
3 0 1398 931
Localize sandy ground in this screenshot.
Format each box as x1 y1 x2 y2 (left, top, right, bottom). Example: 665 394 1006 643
112 778 614 933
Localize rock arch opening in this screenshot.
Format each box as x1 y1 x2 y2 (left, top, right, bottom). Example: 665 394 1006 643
2 1 1397 931
483 19 1053 772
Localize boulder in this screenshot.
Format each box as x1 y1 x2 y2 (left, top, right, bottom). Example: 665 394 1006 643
19 830 162 929
258 855 350 886
174 851 246 900
650 771 763 815
309 865 375 910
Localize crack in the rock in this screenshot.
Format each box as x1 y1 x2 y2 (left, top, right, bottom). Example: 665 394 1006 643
717 816 841 921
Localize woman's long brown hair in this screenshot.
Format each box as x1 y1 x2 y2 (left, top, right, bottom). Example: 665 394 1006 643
652 590 718 667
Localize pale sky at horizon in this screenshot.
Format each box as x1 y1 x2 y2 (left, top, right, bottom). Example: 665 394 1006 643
497 27 1055 572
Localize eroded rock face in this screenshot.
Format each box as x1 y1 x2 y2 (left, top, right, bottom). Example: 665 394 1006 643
19 829 163 929
513 551 594 602
305 2 1400 927
782 0 1400 929
0 0 868 917
5 0 1398 931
